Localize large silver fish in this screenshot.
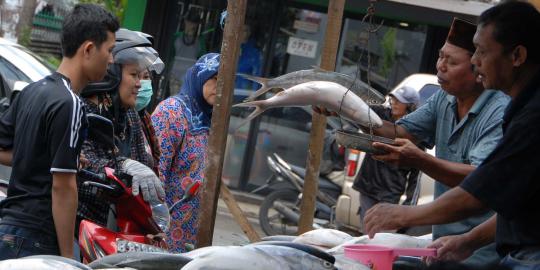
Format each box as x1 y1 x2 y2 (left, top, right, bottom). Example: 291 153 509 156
88 252 192 270
238 67 386 104
233 81 383 129
183 245 336 270
0 258 84 270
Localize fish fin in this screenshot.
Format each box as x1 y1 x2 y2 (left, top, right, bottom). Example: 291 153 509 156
237 74 273 101
232 101 266 131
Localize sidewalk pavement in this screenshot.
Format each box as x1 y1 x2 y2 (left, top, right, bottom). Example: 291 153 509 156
216 189 264 219
213 189 267 246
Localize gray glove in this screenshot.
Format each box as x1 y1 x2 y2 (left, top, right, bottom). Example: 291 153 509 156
122 159 165 202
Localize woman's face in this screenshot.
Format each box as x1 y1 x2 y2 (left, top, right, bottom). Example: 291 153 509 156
139 70 151 80
390 96 408 119
202 75 218 106
119 63 141 108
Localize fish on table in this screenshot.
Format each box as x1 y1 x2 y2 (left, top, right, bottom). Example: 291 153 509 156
183 245 336 270
238 67 386 104
233 81 383 130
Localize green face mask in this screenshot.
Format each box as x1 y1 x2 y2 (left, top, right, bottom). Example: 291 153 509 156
136 80 153 111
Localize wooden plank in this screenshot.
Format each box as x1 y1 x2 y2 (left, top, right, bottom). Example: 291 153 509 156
195 0 247 248
297 0 346 234
220 183 261 243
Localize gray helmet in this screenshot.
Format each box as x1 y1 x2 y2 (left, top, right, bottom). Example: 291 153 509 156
113 28 164 75
81 29 164 97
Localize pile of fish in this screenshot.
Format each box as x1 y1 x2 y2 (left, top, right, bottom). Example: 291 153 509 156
234 68 386 129
0 230 432 270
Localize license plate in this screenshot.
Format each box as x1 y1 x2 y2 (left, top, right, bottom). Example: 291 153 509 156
116 239 168 253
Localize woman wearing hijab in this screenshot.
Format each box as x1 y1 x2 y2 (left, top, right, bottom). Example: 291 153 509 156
78 29 166 229
151 53 219 253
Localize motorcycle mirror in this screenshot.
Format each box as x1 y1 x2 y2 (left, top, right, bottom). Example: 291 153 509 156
87 113 115 149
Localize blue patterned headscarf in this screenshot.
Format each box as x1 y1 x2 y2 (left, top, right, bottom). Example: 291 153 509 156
176 53 220 131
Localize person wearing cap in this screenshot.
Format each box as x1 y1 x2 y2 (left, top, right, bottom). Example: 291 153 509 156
151 53 220 253
355 18 510 267
353 86 421 226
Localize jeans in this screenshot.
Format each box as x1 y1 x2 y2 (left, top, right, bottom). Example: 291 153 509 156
0 224 59 260
500 248 540 270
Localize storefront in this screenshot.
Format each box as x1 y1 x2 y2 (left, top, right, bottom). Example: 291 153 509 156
141 0 493 192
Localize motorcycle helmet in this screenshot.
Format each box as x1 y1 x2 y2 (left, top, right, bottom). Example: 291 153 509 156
81 28 164 97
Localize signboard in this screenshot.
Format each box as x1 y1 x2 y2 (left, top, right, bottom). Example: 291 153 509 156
293 20 319 33
287 37 318 59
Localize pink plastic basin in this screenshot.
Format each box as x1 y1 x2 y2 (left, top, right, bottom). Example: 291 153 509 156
344 244 437 270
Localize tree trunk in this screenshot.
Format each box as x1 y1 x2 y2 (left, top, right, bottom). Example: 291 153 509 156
16 0 38 44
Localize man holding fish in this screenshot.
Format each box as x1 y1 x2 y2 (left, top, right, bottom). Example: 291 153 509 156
315 18 509 267
364 2 540 269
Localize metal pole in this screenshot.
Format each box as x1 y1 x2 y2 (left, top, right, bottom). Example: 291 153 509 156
196 0 247 248
297 0 346 234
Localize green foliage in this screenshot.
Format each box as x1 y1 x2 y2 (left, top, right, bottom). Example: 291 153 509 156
40 54 61 69
78 0 127 24
380 28 397 77
18 26 32 47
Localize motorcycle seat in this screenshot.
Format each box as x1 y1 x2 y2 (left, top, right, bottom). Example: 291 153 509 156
289 164 341 193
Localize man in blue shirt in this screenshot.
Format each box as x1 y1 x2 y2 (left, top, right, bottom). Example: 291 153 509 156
361 18 510 267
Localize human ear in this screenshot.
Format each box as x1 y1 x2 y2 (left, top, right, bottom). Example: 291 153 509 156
512 45 527 67
82 41 95 59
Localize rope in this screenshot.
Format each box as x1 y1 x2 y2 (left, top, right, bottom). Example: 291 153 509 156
338 0 384 138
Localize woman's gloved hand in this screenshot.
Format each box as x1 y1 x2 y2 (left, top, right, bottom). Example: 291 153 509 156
122 159 165 202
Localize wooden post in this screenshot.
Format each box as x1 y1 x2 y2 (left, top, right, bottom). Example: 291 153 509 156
196 0 247 248
297 0 346 234
220 183 261 243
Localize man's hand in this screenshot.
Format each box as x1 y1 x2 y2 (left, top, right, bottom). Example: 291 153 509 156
312 106 338 117
427 234 475 264
363 203 409 238
372 138 427 167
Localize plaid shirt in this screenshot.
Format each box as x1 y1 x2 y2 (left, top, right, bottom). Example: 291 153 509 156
77 97 153 226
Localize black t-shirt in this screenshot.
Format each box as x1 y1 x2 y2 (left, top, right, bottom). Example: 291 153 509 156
0 72 87 237
461 73 540 257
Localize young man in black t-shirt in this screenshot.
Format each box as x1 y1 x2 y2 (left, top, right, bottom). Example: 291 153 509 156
0 4 118 259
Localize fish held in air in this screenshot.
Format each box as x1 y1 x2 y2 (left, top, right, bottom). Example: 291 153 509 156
233 81 383 130
238 67 385 104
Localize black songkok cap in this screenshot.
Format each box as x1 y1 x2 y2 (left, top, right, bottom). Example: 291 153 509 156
446 17 477 53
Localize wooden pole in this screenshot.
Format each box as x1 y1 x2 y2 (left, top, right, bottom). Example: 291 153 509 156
297 0 346 234
196 0 247 248
220 183 261 243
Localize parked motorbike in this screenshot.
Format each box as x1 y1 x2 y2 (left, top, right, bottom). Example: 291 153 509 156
257 153 343 236
78 114 198 263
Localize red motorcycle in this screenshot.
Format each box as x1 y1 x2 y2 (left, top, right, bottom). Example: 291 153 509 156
78 114 199 263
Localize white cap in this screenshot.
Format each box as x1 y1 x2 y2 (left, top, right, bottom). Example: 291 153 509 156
390 86 420 106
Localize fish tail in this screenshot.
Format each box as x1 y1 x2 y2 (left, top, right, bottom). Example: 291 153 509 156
232 101 267 131
237 74 271 101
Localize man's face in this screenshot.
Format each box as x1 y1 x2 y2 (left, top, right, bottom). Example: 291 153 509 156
436 42 478 97
86 31 115 82
471 24 514 92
